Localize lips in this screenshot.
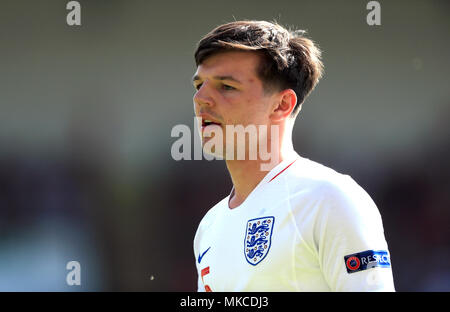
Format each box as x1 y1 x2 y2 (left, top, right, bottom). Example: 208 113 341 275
201 120 222 136
199 114 222 132
202 119 221 127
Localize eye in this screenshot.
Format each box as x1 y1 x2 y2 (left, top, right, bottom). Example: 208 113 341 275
222 84 236 91
194 83 203 90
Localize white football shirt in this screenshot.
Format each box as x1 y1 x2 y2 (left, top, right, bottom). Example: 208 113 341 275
193 152 395 291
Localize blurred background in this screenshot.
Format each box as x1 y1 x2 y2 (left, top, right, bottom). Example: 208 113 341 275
0 0 449 291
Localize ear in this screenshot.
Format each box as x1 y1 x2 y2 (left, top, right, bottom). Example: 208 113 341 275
270 89 297 122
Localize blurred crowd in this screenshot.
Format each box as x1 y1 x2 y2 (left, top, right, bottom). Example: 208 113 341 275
0 0 448 293
0 119 448 291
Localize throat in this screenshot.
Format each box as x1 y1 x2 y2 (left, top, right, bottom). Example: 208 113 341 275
226 162 269 209
228 188 245 209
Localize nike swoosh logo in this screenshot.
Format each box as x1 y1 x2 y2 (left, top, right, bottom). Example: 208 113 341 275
198 247 211 264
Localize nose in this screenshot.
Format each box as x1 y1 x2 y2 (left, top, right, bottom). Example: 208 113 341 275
193 82 214 108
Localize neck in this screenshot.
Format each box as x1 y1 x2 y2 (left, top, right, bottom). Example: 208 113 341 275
226 128 295 209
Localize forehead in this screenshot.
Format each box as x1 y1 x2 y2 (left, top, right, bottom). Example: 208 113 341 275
195 51 262 82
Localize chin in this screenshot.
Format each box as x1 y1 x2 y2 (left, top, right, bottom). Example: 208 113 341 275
202 144 225 160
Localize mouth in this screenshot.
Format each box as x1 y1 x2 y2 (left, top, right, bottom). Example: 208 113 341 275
201 118 222 131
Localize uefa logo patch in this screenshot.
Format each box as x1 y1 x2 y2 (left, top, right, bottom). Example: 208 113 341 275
244 216 275 266
344 250 391 274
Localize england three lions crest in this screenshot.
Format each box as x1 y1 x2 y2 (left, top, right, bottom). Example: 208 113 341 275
244 216 275 266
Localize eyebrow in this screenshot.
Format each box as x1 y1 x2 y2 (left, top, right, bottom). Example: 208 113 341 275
192 75 242 84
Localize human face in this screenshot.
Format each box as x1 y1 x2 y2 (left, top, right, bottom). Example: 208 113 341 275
193 51 276 152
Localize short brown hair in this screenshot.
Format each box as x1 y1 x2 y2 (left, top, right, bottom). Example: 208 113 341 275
194 20 324 115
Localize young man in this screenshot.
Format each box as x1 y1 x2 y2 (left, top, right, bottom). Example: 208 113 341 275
192 21 395 291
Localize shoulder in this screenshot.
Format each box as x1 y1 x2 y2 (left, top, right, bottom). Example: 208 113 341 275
197 197 226 229
285 157 381 226
193 196 228 250
285 157 358 196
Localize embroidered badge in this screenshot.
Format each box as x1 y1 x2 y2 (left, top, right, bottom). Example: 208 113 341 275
244 216 275 266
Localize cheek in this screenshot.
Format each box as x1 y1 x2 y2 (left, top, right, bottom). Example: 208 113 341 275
245 97 272 123
222 91 270 124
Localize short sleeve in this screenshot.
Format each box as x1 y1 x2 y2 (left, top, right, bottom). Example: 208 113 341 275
314 177 395 291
